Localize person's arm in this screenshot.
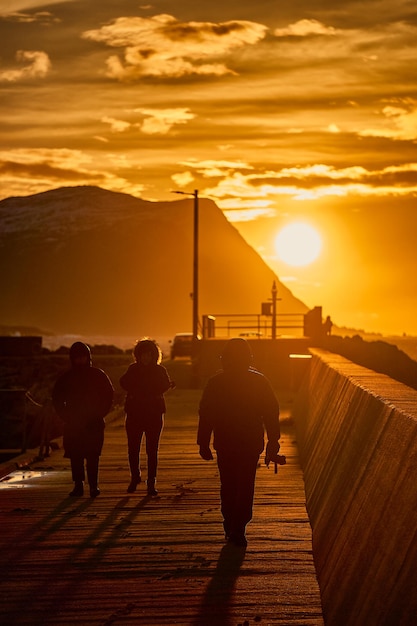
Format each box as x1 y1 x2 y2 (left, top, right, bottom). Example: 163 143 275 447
157 365 175 394
87 369 114 421
100 370 114 417
197 381 214 460
260 376 281 454
258 377 286 470
119 364 135 392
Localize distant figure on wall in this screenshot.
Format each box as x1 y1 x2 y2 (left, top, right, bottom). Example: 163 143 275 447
197 338 281 547
52 342 114 498
323 315 333 336
120 338 175 496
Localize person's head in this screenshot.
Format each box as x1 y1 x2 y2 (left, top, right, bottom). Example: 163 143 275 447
221 337 252 372
69 341 91 367
133 338 162 365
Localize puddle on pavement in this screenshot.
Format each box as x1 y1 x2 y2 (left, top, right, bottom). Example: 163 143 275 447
0 470 50 489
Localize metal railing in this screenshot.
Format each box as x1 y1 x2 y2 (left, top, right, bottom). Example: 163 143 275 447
0 389 54 459
202 313 305 339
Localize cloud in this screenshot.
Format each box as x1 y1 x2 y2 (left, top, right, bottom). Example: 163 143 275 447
223 207 276 222
188 161 417 216
179 159 254 177
171 171 195 188
82 14 268 80
327 124 341 133
271 164 368 181
135 107 195 134
274 19 338 37
0 11 60 24
100 108 195 135
94 136 110 143
0 50 51 82
0 0 70 15
360 100 417 141
101 116 132 133
0 148 144 199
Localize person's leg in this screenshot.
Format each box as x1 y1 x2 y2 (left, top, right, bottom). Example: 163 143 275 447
216 452 238 539
69 455 85 496
126 418 143 492
232 454 259 543
217 451 259 546
145 417 163 495
86 455 100 497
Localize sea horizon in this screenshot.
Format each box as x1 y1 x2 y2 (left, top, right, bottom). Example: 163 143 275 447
37 332 417 364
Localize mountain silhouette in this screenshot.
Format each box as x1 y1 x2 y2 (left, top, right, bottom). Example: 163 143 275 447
0 186 307 339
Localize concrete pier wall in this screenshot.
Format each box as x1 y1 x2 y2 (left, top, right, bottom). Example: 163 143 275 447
293 349 417 626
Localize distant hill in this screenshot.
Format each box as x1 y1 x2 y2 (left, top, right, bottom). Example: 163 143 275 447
0 185 307 339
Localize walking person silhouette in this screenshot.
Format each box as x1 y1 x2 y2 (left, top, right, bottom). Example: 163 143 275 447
52 341 114 498
120 338 175 496
197 338 281 547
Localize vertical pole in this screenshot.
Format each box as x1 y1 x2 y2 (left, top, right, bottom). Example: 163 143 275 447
192 189 199 345
171 187 200 383
190 190 200 388
271 281 277 340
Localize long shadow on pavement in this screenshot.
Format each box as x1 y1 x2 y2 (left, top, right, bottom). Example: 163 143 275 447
194 542 246 625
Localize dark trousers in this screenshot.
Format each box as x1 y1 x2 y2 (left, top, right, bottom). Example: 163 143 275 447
126 416 163 481
70 455 99 489
216 450 259 536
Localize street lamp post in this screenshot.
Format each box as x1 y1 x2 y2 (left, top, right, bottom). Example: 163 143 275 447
192 189 199 345
271 281 281 340
172 189 199 349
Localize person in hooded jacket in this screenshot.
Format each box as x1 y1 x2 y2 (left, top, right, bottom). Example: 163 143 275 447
197 337 281 547
52 342 114 498
120 338 175 496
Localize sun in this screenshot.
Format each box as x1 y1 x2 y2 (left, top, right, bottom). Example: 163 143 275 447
274 222 322 267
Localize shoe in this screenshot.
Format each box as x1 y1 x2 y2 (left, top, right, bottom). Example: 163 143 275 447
228 526 248 547
89 487 100 498
228 533 247 547
147 479 158 496
127 475 141 493
69 482 84 497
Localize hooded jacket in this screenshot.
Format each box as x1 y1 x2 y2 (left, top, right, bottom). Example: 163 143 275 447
197 339 280 456
52 342 114 457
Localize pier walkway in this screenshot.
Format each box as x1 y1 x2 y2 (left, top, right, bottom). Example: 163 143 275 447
0 389 323 626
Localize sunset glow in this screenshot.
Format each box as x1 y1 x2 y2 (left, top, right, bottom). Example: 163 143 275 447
1 1 417 336
275 223 322 267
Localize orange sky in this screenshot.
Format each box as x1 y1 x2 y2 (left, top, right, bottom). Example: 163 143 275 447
1 1 417 336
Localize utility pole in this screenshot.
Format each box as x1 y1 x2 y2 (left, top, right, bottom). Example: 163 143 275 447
192 189 199 347
172 189 199 351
